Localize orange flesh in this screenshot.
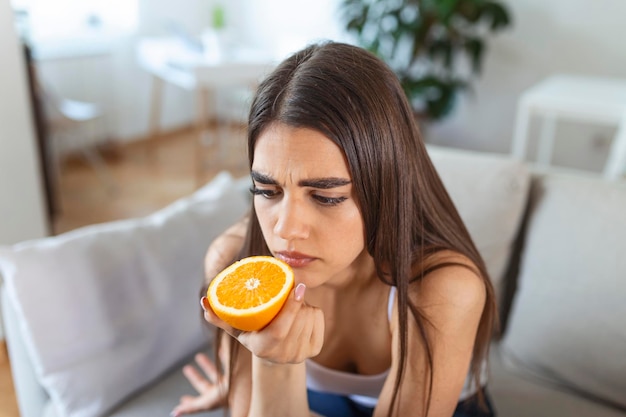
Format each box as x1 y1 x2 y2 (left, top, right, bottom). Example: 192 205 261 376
216 262 286 309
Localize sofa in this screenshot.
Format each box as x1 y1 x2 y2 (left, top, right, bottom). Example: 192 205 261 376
1 146 625 417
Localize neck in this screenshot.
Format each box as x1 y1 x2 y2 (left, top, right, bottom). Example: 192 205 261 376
306 252 379 307
329 250 376 289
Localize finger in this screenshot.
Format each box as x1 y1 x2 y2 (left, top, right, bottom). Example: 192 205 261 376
171 396 210 417
276 284 326 361
295 282 306 302
237 284 309 355
182 364 211 393
286 297 325 361
200 297 243 339
178 395 195 404
171 397 197 417
263 283 307 333
195 352 220 383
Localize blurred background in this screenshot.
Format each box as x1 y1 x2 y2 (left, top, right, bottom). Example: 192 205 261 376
2 0 626 244
2 2 626 414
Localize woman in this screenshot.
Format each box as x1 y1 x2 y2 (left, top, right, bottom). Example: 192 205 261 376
172 41 497 417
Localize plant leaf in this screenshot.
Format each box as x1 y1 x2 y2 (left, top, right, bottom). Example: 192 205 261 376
481 1 512 31
465 37 484 73
435 0 461 23
456 0 481 23
340 0 510 121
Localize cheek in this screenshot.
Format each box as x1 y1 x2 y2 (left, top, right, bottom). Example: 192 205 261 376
326 215 366 256
254 201 273 236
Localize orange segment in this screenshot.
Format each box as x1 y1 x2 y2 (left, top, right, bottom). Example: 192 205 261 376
207 256 295 331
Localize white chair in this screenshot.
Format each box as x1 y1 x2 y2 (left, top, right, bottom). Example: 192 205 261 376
38 82 117 200
511 74 626 180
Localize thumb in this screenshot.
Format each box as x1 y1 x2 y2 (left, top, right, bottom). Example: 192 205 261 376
200 297 242 337
261 283 307 330
294 283 306 302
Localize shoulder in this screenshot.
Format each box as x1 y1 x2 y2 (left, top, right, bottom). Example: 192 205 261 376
399 250 486 332
413 250 485 305
381 251 487 414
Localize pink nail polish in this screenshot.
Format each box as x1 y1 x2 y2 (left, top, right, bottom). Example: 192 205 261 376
295 283 306 301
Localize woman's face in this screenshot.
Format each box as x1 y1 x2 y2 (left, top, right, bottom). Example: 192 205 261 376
251 123 369 288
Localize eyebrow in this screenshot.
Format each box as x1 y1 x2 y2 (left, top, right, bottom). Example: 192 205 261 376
251 170 351 189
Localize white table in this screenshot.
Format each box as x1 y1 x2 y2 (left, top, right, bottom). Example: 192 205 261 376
136 37 276 184
511 74 626 180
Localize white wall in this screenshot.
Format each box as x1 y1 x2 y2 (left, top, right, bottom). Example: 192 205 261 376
235 0 348 58
28 0 626 174
0 2 48 245
33 0 350 145
116 0 350 141
429 0 626 173
236 0 626 175
0 0 49 340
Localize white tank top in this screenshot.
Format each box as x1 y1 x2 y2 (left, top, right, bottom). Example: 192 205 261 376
305 287 487 407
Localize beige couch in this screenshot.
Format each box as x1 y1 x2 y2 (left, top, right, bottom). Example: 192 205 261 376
1 146 625 417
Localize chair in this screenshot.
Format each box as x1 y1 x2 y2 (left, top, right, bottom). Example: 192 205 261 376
511 74 626 180
38 82 117 202
137 36 275 187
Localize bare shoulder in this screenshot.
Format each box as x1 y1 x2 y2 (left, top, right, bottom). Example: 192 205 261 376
381 251 488 415
409 250 486 324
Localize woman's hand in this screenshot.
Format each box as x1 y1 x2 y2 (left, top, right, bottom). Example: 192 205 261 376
170 351 228 417
201 283 325 364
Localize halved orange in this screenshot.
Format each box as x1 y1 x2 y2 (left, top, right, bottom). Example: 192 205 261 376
207 256 295 331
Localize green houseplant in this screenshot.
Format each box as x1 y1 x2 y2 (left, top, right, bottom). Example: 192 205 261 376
341 0 511 122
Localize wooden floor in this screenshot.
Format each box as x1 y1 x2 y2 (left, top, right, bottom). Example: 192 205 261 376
53 124 249 234
0 124 248 416
0 343 18 417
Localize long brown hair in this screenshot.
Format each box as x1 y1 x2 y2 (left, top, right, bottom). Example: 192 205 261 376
222 41 496 416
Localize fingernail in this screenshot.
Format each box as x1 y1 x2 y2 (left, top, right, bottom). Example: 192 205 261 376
200 296 208 311
295 283 306 301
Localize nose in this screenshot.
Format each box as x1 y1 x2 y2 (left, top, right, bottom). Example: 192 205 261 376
273 196 309 241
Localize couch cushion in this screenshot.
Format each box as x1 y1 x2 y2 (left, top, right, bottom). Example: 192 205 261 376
0 172 250 417
427 146 530 312
501 172 626 411
489 345 626 417
42 349 225 417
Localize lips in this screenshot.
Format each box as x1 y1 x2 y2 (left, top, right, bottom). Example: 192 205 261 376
275 251 316 268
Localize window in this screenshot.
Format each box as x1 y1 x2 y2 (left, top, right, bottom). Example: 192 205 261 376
12 0 137 43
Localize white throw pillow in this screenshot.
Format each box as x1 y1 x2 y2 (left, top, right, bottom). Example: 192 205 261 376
427 145 531 310
501 173 626 410
0 172 250 417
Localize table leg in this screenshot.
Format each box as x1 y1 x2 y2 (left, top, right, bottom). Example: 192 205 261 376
603 113 626 180
512 100 531 160
195 87 213 187
537 113 557 167
148 75 163 160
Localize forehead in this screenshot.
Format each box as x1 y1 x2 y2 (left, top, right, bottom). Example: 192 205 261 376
253 124 351 179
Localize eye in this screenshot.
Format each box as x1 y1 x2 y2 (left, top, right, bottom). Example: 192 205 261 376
250 186 280 199
312 195 348 206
